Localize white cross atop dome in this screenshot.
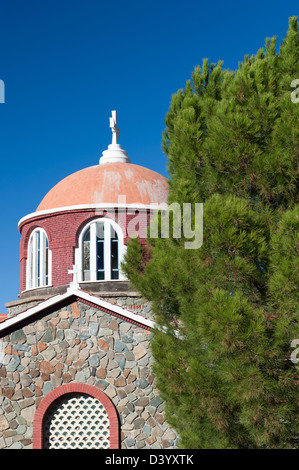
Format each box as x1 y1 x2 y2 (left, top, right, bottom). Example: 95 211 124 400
110 110 119 145
100 110 130 165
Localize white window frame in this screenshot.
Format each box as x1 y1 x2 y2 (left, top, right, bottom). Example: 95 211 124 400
75 218 127 282
26 228 52 290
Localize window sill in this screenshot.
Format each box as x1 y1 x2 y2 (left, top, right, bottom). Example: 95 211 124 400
22 285 53 294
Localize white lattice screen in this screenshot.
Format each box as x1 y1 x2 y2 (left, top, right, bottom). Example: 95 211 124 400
43 393 110 449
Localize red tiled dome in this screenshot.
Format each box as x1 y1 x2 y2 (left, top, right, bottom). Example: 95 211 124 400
37 162 169 212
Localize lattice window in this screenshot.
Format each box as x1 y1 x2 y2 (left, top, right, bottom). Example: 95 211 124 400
43 393 110 449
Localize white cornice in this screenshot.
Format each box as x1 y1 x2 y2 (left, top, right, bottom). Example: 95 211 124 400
18 202 168 228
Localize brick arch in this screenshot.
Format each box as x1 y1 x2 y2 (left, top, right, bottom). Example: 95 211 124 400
32 383 119 449
74 213 106 248
21 223 51 257
74 211 130 249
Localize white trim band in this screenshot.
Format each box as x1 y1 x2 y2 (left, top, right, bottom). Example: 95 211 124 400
0 287 155 333
18 203 168 228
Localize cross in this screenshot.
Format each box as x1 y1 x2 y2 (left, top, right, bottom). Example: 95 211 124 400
109 110 119 145
68 264 80 290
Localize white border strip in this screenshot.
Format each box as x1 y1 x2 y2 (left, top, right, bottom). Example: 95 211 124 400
18 203 168 227
72 288 154 329
0 287 154 333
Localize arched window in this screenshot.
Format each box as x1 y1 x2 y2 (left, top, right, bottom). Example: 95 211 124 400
27 228 51 289
76 219 126 282
32 384 119 449
43 393 110 449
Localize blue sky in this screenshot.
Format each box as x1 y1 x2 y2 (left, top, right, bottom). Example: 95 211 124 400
0 0 297 311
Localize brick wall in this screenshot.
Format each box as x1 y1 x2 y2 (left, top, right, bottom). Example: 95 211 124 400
19 209 151 294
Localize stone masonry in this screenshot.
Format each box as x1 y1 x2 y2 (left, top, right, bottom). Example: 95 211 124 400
0 300 178 449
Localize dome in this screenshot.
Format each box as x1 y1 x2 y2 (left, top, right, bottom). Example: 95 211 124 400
36 111 169 212
18 111 169 296
36 111 168 213
37 162 169 212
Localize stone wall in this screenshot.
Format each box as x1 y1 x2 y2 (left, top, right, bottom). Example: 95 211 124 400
0 300 178 449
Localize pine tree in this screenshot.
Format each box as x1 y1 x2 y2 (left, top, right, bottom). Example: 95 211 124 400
122 17 299 448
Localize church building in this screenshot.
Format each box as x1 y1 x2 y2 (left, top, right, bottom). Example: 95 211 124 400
0 112 178 449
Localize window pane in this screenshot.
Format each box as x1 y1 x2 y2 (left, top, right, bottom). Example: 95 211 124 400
37 231 41 287
97 269 105 281
96 222 104 240
96 223 104 280
83 228 90 281
111 269 119 280
111 228 119 280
